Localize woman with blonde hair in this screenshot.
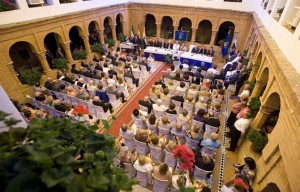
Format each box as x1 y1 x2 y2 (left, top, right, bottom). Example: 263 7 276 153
187 124 202 141
133 155 153 183
66 86 76 97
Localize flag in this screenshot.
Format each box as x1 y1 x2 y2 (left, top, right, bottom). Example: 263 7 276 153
131 25 134 39
221 30 231 58
137 25 141 38
142 26 147 48
230 34 238 56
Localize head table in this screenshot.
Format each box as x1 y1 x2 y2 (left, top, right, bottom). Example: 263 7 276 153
144 46 213 69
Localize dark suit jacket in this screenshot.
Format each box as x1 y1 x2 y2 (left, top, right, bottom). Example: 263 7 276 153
108 70 118 76
92 74 101 79
161 42 167 49
132 37 141 45
54 104 66 112
71 68 79 74
171 96 184 107
236 73 248 86
184 71 194 77
191 47 199 54
95 65 103 71
204 117 220 128
83 71 93 78
44 82 53 90
153 41 161 47
124 72 136 81
138 100 153 114
166 43 173 49
148 41 154 47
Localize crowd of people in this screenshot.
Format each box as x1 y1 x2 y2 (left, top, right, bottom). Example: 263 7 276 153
15 49 158 126
115 48 256 191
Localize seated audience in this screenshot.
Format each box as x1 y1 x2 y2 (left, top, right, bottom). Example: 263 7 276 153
187 125 202 142
201 133 221 149
195 153 215 172
153 163 172 181
119 124 135 137
165 103 177 115
92 96 113 113
194 108 206 122
153 99 167 112
138 96 153 114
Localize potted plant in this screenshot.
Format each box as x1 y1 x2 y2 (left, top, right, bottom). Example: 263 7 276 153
164 54 173 64
52 58 69 72
247 129 268 153
91 43 103 55
249 97 261 117
245 80 255 92
0 111 138 191
277 7 284 17
104 38 115 49
73 49 87 60
0 0 15 12
19 70 42 85
117 33 126 43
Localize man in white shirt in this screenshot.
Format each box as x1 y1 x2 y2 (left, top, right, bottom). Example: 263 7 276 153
173 41 180 51
119 124 135 137
226 111 251 151
207 65 220 75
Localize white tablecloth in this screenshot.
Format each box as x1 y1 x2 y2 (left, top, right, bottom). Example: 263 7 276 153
144 46 213 63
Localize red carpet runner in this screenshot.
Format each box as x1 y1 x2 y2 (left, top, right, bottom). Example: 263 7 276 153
108 63 169 137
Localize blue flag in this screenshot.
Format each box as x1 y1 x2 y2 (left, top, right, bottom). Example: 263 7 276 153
221 30 231 57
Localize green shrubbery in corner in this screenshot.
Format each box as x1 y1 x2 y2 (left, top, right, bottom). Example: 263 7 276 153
104 38 115 48
117 33 126 43
20 70 42 85
91 43 103 55
52 58 69 72
73 49 87 60
247 129 268 153
0 112 138 191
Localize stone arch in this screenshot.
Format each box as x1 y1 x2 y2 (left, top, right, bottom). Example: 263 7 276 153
196 20 212 44
215 21 235 46
178 17 193 41
116 13 124 36
261 92 281 134
88 21 100 45
145 14 157 37
104 16 113 39
161 16 174 39
69 26 85 52
44 32 65 68
9 41 43 78
257 67 269 97
252 41 259 57
261 183 281 192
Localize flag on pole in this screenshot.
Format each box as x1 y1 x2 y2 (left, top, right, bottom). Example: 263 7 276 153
142 26 147 48
230 34 238 56
137 25 141 38
131 25 134 39
221 30 231 58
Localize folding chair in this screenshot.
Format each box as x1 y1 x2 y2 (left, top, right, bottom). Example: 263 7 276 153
152 173 170 192
194 165 212 180
149 145 165 164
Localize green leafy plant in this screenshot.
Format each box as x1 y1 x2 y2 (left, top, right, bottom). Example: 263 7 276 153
249 97 261 111
20 70 42 85
246 64 253 75
52 58 69 72
91 43 103 55
73 49 87 60
162 32 169 39
104 38 115 48
196 36 208 44
243 58 250 66
0 113 138 191
117 33 126 42
247 129 268 153
0 0 15 12
146 29 156 37
243 49 248 56
164 54 173 64
245 80 255 92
